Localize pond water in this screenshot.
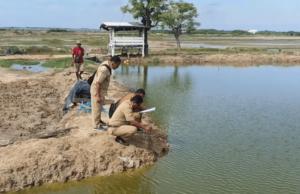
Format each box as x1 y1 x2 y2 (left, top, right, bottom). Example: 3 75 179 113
236 43 300 46
181 43 229 49
11 61 51 72
13 64 300 194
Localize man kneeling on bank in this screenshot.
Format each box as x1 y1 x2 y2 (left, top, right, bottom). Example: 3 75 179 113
108 95 152 146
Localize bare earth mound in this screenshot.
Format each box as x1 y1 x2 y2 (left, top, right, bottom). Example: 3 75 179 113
0 68 169 193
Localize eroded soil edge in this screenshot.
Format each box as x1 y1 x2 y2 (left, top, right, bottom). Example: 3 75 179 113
0 68 169 193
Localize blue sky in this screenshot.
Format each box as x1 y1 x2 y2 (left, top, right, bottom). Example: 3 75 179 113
0 0 299 31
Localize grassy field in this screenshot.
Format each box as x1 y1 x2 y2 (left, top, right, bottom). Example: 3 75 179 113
1 30 300 56
0 59 40 67
41 57 98 74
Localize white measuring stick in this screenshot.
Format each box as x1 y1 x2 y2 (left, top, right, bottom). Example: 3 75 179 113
138 107 156 114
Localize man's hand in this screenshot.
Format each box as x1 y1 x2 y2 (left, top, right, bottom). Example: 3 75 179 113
130 120 152 131
97 96 101 103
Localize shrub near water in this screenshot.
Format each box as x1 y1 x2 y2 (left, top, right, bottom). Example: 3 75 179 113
42 58 98 73
24 46 69 55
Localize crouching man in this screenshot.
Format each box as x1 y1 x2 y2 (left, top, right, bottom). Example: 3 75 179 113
108 95 151 146
114 88 148 123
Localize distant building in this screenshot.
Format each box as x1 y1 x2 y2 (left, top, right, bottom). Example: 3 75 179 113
248 30 258 34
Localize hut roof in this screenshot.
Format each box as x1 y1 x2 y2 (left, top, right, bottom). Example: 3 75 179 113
100 22 146 31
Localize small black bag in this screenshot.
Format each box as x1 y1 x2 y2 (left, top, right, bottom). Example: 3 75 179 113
87 64 112 85
75 55 81 63
87 71 96 85
109 99 120 118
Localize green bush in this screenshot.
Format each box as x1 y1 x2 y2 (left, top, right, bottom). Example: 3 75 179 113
24 46 54 54
47 29 73 33
147 57 161 65
42 58 73 68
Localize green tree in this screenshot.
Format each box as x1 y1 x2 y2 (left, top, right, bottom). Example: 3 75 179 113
159 0 200 51
121 0 168 56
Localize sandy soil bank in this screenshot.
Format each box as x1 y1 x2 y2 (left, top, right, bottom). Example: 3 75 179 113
0 68 169 193
123 53 300 66
2 52 300 66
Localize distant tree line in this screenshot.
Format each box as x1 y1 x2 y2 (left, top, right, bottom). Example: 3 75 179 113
148 29 300 36
47 29 73 33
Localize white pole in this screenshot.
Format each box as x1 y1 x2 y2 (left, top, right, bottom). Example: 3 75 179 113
112 29 115 56
142 28 145 57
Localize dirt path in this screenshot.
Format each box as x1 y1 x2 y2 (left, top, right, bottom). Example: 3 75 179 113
0 55 71 60
0 68 169 193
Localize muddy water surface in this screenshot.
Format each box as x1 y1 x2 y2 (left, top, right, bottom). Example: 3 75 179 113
13 65 300 194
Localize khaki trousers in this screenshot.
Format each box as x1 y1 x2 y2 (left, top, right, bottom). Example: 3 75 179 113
91 95 104 129
111 125 137 139
74 63 84 73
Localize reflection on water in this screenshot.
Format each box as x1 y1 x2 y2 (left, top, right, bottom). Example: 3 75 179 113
12 65 300 194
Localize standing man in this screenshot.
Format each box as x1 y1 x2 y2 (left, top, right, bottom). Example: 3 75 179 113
91 56 121 130
72 40 85 80
108 95 152 146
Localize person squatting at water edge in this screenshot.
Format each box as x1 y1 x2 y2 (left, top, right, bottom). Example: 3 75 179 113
108 95 152 146
110 88 148 132
91 56 121 130
72 40 85 80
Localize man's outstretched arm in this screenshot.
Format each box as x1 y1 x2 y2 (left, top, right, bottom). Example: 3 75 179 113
130 120 151 130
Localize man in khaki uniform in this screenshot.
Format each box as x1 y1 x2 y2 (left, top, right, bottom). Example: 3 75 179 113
91 56 121 130
108 95 151 146
115 88 148 122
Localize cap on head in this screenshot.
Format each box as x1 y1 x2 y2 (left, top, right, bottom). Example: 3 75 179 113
76 40 81 44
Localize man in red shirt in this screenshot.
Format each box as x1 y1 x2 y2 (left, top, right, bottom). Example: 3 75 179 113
72 40 85 80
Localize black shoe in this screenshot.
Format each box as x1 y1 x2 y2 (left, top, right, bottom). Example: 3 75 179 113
100 120 107 126
115 136 129 146
137 128 143 133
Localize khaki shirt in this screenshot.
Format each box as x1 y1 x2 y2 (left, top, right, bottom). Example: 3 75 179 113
90 61 111 97
109 100 135 126
116 93 148 110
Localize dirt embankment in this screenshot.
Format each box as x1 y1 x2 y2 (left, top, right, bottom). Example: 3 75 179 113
0 68 169 193
123 52 300 66
3 52 300 66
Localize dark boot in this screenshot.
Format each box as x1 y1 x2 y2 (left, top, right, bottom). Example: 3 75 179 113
115 136 129 146
100 119 107 126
